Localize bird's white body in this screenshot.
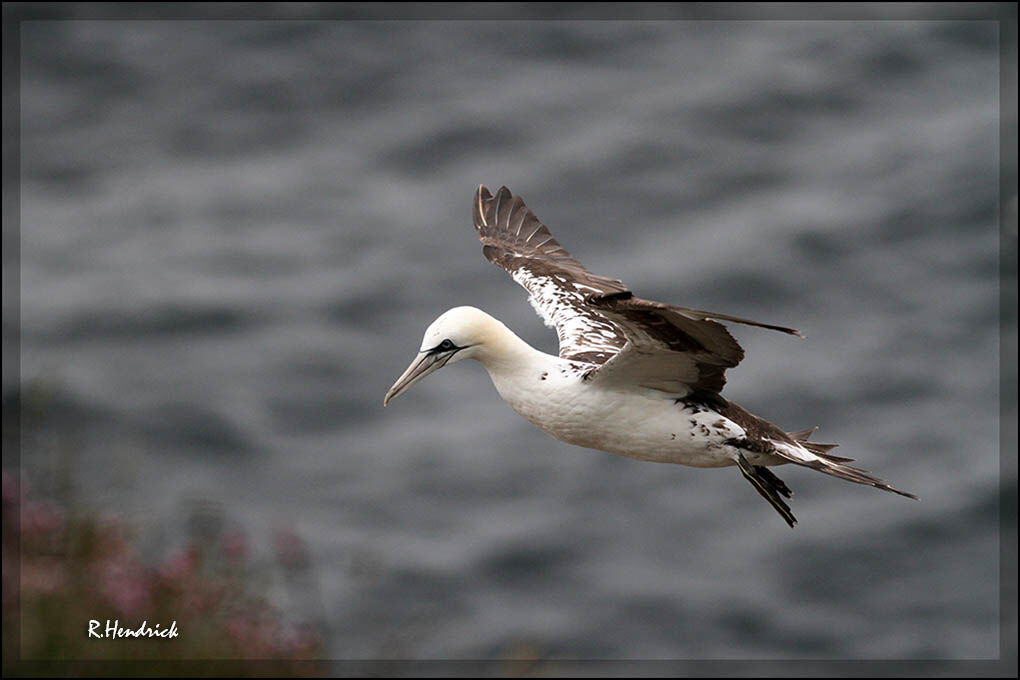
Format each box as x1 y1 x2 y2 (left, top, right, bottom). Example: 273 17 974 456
480 328 759 468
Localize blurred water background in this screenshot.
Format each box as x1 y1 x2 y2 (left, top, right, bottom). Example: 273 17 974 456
7 5 1016 667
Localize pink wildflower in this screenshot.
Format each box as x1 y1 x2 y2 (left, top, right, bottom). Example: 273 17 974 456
97 557 151 617
159 545 199 583
21 500 64 538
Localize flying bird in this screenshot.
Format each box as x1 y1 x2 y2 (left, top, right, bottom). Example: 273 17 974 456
384 185 916 526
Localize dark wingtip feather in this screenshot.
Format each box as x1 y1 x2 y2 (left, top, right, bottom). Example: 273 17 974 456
677 307 804 339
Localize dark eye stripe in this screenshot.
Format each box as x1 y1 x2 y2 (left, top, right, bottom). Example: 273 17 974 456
426 339 462 356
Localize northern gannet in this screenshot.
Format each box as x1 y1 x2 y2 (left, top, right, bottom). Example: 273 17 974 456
384 185 916 526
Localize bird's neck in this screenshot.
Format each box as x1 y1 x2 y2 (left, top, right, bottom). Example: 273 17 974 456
472 322 557 380
470 323 566 426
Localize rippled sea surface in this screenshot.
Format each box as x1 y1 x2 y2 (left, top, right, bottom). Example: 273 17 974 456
11 10 1015 663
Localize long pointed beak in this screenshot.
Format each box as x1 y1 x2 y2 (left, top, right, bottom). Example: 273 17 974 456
383 351 447 406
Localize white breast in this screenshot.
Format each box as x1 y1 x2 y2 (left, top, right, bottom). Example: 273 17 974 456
484 356 747 468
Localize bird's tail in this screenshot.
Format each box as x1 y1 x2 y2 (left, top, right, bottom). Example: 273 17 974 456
787 427 854 463
785 427 918 500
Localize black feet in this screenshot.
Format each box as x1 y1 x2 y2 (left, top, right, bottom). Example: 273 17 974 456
736 453 797 528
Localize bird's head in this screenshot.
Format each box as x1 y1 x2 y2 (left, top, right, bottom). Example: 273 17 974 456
383 306 505 406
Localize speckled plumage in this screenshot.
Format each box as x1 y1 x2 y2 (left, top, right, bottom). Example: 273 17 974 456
384 186 917 527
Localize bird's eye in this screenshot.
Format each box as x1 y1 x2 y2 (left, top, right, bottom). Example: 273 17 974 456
439 339 455 351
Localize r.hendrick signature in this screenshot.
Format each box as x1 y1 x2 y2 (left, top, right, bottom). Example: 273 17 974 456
88 619 179 639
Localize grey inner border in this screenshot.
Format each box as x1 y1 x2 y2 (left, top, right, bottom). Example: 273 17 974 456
2 2 1015 677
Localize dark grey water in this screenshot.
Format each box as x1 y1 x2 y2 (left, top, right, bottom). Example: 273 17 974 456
12 13 1013 662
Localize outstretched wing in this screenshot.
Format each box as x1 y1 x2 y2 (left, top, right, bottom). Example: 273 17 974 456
473 185 630 365
472 185 801 396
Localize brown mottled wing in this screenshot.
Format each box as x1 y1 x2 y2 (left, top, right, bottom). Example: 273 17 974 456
582 296 744 395
473 185 630 365
585 295 802 396
472 185 802 396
